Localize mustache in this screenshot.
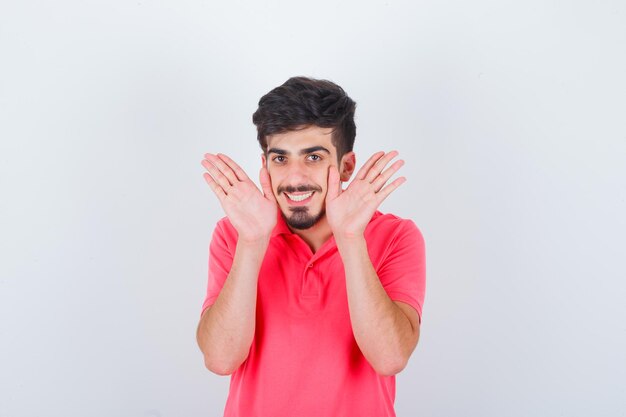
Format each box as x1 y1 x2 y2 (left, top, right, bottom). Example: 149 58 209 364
278 184 322 194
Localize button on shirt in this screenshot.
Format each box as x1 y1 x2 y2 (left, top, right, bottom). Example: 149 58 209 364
200 210 426 417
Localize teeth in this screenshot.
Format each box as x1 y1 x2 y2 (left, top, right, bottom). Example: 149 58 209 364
286 192 313 202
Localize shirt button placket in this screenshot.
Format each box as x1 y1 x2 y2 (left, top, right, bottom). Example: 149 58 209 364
302 261 317 297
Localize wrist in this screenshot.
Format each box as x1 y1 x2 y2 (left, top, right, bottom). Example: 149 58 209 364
237 233 272 248
334 232 366 248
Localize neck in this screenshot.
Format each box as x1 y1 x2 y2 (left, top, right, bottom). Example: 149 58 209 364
289 214 333 253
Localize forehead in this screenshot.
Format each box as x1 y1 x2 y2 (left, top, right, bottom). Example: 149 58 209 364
266 125 336 153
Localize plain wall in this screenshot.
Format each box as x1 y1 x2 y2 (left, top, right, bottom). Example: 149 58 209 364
1 0 625 416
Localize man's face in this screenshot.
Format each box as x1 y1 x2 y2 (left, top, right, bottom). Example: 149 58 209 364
262 125 355 230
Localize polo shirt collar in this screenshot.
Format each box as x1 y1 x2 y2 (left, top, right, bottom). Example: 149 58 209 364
271 210 293 237
270 209 384 238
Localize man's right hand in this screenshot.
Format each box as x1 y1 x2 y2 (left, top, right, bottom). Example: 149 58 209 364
201 153 277 243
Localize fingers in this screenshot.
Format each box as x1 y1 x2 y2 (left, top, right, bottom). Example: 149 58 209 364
216 153 250 182
202 158 233 193
326 165 341 201
203 153 239 187
259 166 276 202
371 159 404 192
202 153 253 198
365 150 399 183
376 176 406 203
354 151 385 180
202 172 226 202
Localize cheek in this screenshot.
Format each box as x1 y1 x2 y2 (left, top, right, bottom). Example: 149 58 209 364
266 171 279 190
317 165 330 186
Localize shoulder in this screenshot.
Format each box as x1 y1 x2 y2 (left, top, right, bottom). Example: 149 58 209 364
363 211 425 268
211 216 239 248
365 211 424 244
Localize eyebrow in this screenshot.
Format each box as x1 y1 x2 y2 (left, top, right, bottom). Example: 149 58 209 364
267 146 331 156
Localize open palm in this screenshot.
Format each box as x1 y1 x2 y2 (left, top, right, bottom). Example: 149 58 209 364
326 151 406 239
202 153 277 242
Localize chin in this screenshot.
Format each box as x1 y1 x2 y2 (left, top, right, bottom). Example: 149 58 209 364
281 206 325 230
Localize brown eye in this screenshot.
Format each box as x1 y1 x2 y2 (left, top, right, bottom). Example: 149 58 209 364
307 154 321 162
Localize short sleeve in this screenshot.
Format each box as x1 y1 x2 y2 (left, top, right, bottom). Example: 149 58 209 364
200 219 236 318
377 220 426 323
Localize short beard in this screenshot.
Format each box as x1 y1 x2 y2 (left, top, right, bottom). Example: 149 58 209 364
283 206 325 230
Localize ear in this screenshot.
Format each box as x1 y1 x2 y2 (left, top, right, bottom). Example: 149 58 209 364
339 151 356 182
261 153 267 167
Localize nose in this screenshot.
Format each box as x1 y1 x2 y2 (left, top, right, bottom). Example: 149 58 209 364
280 159 320 192
284 158 311 182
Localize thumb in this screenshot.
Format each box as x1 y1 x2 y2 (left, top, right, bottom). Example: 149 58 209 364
326 165 341 201
259 166 276 201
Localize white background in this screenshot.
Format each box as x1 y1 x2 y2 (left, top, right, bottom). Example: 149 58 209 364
1 1 625 416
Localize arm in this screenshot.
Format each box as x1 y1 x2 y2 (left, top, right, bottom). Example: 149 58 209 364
336 235 420 376
196 236 269 375
196 153 277 375
326 150 422 376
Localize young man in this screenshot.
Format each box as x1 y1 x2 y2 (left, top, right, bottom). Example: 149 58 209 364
197 77 426 417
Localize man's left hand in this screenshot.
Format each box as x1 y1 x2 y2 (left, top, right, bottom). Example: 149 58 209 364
326 150 406 240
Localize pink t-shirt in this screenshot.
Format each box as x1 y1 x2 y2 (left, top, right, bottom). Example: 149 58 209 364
200 210 426 417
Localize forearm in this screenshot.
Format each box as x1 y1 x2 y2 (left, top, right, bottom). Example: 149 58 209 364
336 235 415 376
196 237 269 375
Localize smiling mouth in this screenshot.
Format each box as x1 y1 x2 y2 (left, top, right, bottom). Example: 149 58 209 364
285 191 314 202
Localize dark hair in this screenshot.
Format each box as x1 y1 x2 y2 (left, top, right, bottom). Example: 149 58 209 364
252 76 357 161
